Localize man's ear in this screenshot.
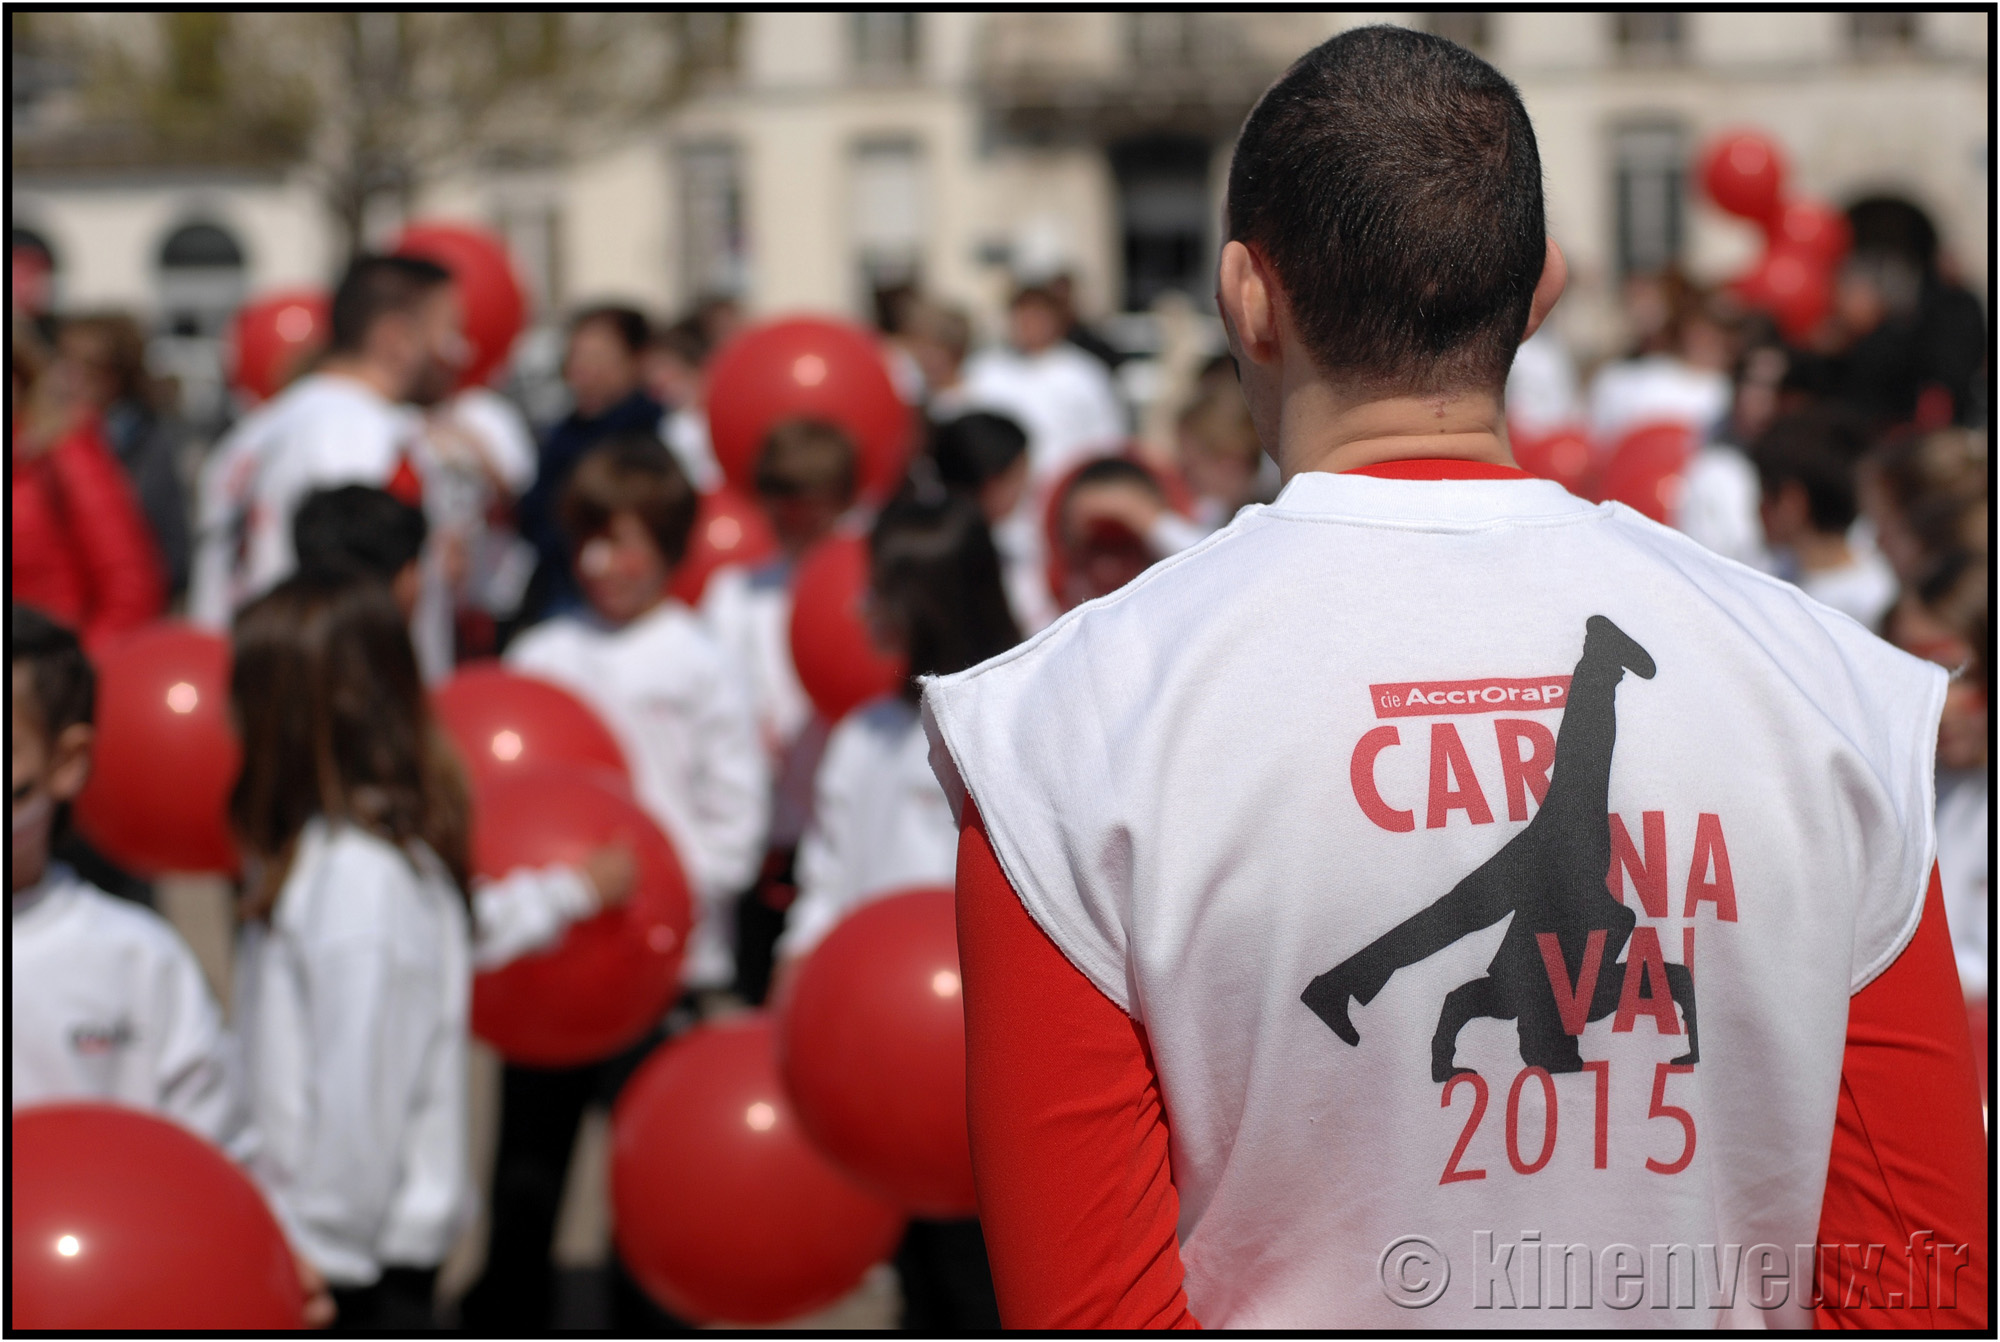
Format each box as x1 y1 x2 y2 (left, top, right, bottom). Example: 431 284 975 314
46 723 93 805
1521 238 1569 344
1216 240 1281 367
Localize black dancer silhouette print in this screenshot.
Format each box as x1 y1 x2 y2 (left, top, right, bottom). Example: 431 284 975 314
1302 615 1697 1081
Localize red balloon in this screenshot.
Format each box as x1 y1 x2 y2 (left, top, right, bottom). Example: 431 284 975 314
777 888 974 1216
1766 198 1852 267
12 1104 303 1329
612 1017 905 1324
228 290 330 404
73 623 238 876
433 664 629 791
1599 421 1698 525
392 222 528 389
669 486 782 606
470 763 692 1066
1698 131 1787 226
707 318 914 501
1512 426 1598 500
1733 242 1835 344
788 535 907 722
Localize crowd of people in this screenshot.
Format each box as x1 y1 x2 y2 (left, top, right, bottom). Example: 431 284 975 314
9 158 1988 1331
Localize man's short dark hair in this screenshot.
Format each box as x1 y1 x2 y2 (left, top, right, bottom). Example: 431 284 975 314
572 305 652 357
755 419 859 505
294 485 429 584
329 255 454 355
1226 24 1545 394
560 431 699 566
1751 408 1871 535
10 605 94 740
931 412 1028 490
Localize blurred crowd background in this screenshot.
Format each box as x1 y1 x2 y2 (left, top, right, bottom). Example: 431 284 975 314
10 10 1990 1331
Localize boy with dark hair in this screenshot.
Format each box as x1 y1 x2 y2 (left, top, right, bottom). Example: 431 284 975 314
1750 408 1896 628
191 253 463 678
925 24 1982 1328
10 605 241 1148
293 484 430 618
470 431 767 1330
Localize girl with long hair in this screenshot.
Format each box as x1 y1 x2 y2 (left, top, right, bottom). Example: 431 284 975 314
229 570 472 1331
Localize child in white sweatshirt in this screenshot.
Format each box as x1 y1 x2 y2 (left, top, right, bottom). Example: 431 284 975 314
463 431 768 1331
227 572 482 1330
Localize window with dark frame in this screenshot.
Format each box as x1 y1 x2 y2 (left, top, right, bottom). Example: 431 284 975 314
681 141 746 301
1612 122 1687 279
1849 11 1921 57
1612 12 1687 64
851 12 919 76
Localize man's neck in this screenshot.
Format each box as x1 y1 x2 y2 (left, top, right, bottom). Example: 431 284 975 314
1276 380 1515 481
317 357 402 403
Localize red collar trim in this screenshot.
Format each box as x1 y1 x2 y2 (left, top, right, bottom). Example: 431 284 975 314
1346 458 1531 481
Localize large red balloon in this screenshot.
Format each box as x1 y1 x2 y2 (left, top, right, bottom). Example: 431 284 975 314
707 318 914 501
788 534 907 722
229 289 330 404
12 1104 303 1329
392 222 528 389
471 763 692 1066
1733 242 1835 344
1599 421 1697 526
1511 426 1598 500
669 486 781 606
433 664 630 792
776 888 974 1216
73 623 238 876
612 1017 905 1324
1698 131 1787 226
1766 198 1852 268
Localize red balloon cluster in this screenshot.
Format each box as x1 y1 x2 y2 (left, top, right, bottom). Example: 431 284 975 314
229 289 330 404
392 222 528 389
1598 421 1698 525
1697 130 1849 343
73 624 239 876
611 1017 905 1324
433 664 629 790
1511 427 1597 500
789 534 908 722
776 888 975 1217
707 318 915 502
469 763 692 1066
11 1104 303 1330
669 487 782 606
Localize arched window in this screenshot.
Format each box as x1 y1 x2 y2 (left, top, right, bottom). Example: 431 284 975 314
155 220 246 337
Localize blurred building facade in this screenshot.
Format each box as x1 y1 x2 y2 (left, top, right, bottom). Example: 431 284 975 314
13 11 1990 373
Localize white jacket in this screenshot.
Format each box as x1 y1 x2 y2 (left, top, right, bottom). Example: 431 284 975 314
234 820 471 1286
507 600 771 988
11 866 246 1155
781 696 959 959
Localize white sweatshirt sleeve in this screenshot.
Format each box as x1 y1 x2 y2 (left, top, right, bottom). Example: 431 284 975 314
471 864 598 970
187 426 262 629
681 665 772 904
143 929 251 1158
778 727 861 960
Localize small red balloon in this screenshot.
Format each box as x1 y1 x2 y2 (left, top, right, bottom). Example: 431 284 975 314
1733 242 1835 344
777 888 974 1217
612 1017 906 1324
1599 421 1698 526
72 623 238 876
392 222 528 389
433 664 630 791
788 535 907 722
1766 198 1852 267
11 1104 303 1330
707 318 915 501
229 290 330 404
471 763 692 1066
1512 426 1598 500
1698 131 1787 226
669 486 782 606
